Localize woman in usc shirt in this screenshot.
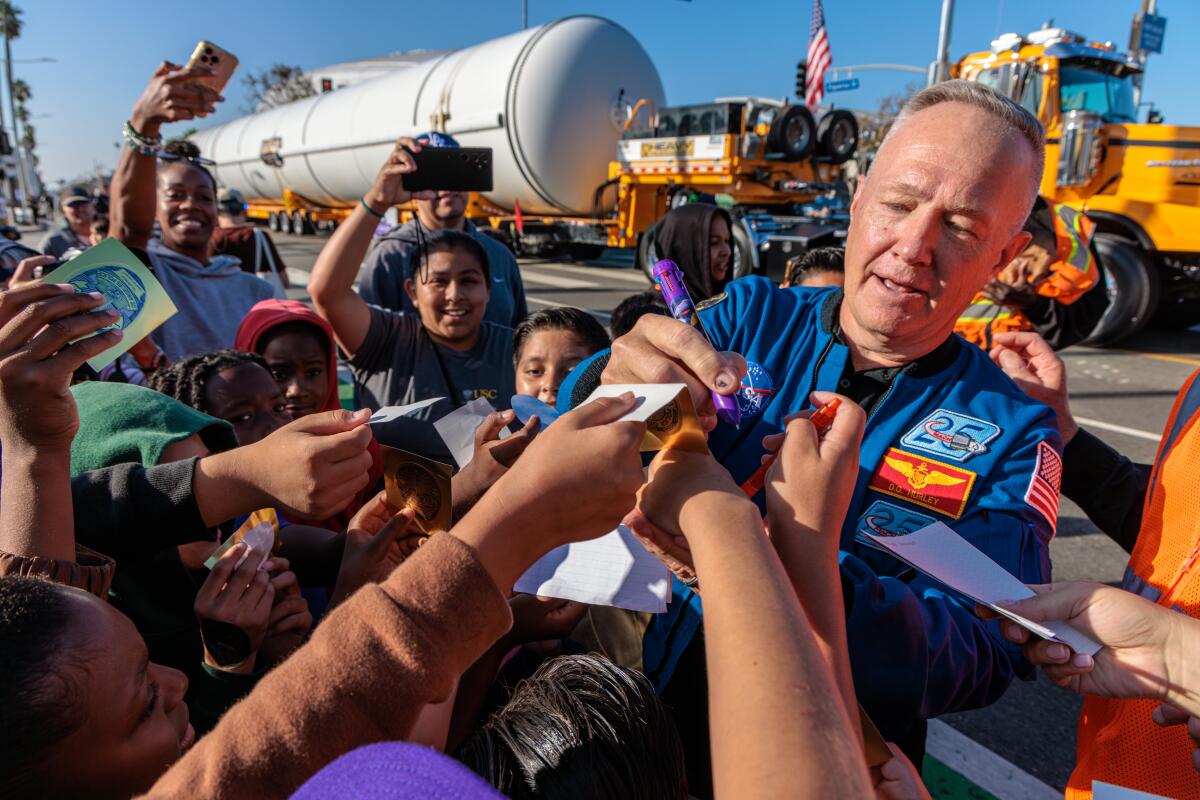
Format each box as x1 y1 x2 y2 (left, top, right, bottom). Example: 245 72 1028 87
308 137 515 422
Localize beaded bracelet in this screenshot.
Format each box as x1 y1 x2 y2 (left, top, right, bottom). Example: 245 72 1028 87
123 120 162 156
360 196 385 219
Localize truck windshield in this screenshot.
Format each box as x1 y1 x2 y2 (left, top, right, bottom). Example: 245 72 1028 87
1059 63 1137 123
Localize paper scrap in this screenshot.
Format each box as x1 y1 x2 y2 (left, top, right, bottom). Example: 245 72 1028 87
581 383 707 454
511 394 560 427
205 508 279 570
41 238 178 371
369 397 444 425
515 524 671 613
432 396 506 468
859 521 1102 656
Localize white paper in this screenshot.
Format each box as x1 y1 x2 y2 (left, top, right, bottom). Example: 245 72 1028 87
368 397 443 425
432 397 507 468
862 522 1102 656
515 524 671 613
1093 783 1172 800
582 383 687 422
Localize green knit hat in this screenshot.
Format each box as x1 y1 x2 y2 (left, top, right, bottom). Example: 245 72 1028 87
69 381 238 477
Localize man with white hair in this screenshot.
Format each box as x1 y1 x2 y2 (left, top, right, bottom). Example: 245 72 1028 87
558 80 1060 773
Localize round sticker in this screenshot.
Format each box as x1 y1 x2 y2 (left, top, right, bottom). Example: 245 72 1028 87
737 361 776 418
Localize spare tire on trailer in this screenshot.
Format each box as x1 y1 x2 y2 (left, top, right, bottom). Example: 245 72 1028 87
816 110 859 164
768 105 817 161
1084 233 1160 346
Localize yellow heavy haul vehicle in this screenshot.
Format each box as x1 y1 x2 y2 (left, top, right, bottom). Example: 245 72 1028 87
954 26 1200 343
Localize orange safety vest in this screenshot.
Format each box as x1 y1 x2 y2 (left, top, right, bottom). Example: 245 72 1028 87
1067 368 1200 799
957 203 1099 349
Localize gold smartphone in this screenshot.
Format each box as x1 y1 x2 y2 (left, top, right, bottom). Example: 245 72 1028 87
184 40 239 94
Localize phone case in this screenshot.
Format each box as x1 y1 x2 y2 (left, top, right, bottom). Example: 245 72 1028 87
403 147 493 193
185 41 239 94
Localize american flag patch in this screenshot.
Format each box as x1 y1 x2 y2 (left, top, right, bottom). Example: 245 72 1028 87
1025 441 1062 530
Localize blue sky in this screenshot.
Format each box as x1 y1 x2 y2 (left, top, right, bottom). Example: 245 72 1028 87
18 0 1199 183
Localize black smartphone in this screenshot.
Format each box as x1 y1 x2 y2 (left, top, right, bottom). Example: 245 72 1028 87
404 147 493 193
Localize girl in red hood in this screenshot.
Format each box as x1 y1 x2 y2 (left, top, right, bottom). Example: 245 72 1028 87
236 300 382 529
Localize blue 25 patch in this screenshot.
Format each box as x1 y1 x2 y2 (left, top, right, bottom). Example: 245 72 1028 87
736 361 776 419
900 409 1001 463
856 499 938 539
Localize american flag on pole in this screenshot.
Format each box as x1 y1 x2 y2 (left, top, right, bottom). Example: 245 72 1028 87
1024 440 1063 531
805 0 832 111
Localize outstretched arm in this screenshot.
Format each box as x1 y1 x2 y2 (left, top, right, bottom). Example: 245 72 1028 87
309 137 432 356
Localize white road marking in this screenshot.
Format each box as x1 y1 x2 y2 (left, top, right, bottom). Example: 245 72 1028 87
520 269 599 289
1075 416 1161 443
529 261 650 287
526 295 611 320
927 719 1061 800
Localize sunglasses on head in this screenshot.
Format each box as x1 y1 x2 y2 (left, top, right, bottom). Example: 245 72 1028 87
156 152 216 167
63 198 92 208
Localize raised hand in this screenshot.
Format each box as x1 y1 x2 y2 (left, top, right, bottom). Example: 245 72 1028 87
258 561 314 665
452 410 540 516
331 491 420 606
362 137 437 212
130 61 222 136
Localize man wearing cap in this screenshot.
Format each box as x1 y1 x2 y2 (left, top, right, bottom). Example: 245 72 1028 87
210 188 290 289
38 186 95 258
357 132 527 328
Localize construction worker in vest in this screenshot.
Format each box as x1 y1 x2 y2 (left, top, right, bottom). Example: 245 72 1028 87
990 329 1200 799
956 197 1108 351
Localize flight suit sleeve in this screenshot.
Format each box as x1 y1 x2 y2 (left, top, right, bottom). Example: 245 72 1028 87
841 410 1060 726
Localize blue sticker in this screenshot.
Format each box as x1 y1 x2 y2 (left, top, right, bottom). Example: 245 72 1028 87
856 499 938 539
736 361 776 419
67 264 147 332
900 409 1001 462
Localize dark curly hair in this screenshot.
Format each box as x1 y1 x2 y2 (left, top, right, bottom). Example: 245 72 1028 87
159 139 216 191
149 349 266 413
0 577 92 796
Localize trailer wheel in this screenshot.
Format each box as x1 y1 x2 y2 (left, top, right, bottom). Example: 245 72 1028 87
816 110 859 164
268 211 282 233
637 226 660 281
291 211 309 236
1084 234 1160 346
729 220 758 279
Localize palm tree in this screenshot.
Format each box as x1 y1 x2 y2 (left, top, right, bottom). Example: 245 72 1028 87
0 2 27 208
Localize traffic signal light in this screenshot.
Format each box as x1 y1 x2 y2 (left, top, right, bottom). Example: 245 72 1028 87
795 61 807 101
320 78 333 93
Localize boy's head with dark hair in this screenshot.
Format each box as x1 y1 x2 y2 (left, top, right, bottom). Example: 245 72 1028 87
458 653 688 800
512 307 610 407
609 289 669 339
782 246 846 289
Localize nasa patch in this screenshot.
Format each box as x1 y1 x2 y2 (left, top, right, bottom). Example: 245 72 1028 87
736 361 776 418
900 409 1001 463
855 499 938 540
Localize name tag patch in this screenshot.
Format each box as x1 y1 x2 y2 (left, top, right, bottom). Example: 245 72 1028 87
900 409 1001 463
869 448 977 519
856 500 939 538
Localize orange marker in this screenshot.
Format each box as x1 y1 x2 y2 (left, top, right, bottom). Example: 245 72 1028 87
740 398 841 497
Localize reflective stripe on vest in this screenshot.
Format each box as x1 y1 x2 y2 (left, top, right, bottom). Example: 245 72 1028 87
1068 368 1200 800
1040 204 1099 304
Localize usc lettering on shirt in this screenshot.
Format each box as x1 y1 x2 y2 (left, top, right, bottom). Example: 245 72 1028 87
868 448 977 519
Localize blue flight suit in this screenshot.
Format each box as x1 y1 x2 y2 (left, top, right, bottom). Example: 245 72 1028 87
559 278 1062 738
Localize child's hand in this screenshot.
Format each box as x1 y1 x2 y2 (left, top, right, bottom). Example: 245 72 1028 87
763 392 864 548
638 448 751 544
872 743 932 800
330 491 420 606
506 594 589 646
194 542 276 673
486 393 646 548
0 282 123 452
452 410 540 516
239 408 375 520
258 561 314 665
624 507 696 582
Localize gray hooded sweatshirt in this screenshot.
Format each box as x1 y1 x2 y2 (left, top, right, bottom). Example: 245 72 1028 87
146 240 276 361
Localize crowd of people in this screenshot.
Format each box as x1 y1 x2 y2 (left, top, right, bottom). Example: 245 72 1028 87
0 57 1198 800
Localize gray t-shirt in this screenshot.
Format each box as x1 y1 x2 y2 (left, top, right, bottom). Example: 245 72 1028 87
348 305 515 421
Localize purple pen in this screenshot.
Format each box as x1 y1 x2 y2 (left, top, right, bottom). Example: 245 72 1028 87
652 258 742 428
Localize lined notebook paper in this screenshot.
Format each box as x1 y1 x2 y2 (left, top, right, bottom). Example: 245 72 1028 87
515 524 671 613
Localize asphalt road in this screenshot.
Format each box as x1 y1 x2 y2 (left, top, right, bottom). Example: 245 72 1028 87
272 230 1200 795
